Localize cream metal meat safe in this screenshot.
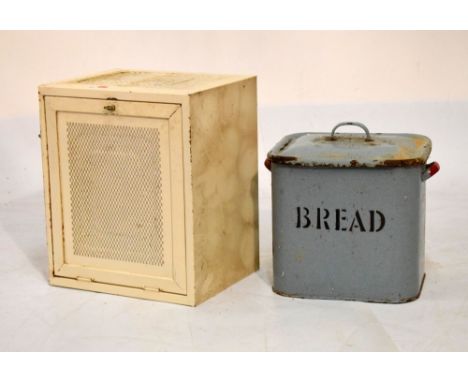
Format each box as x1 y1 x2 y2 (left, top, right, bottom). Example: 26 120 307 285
39 70 258 306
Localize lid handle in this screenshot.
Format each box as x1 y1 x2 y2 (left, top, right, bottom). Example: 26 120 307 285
331 122 373 142
421 161 440 181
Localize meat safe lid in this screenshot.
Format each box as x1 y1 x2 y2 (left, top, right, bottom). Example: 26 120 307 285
267 122 432 168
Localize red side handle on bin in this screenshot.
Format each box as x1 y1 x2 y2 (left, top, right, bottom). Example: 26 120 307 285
422 161 440 181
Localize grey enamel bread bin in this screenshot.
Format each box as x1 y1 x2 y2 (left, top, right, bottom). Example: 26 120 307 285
265 122 440 303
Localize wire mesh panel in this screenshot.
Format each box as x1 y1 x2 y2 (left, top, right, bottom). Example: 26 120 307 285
66 121 165 266
47 100 187 294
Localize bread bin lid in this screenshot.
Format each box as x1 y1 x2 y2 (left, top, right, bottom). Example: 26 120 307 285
267 122 432 168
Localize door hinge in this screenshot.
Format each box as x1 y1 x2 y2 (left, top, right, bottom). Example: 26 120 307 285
143 286 160 293
76 276 93 283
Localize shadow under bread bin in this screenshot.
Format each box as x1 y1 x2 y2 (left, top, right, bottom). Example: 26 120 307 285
265 122 440 303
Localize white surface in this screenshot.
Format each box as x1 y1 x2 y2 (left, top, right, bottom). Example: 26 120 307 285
3 31 468 118
1 102 467 351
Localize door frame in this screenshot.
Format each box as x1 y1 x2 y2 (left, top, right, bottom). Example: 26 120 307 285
44 96 187 295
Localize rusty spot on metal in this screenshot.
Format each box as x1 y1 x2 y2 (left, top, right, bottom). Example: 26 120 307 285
264 158 272 171
268 159 369 169
268 155 298 165
267 132 432 169
378 158 426 167
269 153 427 169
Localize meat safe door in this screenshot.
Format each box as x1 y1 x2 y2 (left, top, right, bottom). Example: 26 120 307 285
45 97 186 294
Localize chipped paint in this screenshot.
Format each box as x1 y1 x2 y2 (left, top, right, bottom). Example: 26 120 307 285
267 131 432 168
